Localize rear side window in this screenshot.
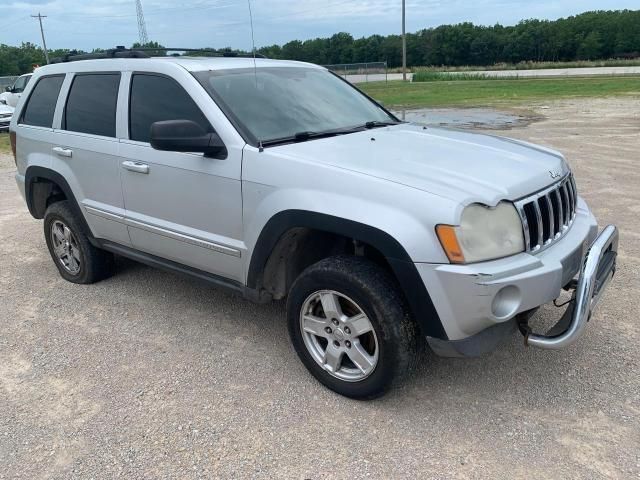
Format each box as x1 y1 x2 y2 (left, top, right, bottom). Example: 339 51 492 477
64 73 120 137
21 75 64 128
129 74 210 143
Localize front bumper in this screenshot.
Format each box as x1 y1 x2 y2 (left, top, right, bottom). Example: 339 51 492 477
417 197 613 354
522 224 618 349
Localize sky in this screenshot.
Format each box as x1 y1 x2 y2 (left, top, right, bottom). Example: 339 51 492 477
0 0 638 52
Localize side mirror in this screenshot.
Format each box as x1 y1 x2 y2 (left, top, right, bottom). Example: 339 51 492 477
150 119 227 158
4 86 11 93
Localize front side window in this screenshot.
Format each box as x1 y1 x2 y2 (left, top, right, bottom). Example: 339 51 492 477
129 74 211 143
194 67 395 144
20 75 65 128
64 73 120 137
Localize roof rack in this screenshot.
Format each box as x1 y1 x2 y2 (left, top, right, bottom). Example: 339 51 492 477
51 46 149 63
51 46 266 64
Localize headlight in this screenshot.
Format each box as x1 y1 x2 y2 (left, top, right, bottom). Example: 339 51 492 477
436 202 525 264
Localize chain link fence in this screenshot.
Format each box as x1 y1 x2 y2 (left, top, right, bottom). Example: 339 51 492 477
323 62 388 83
0 76 18 90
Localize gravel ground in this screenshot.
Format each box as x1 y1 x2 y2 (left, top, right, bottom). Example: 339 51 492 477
0 97 639 479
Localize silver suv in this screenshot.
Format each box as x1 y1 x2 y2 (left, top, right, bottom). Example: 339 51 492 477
10 51 618 399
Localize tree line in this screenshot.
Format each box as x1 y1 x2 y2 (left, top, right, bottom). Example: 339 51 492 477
258 10 640 67
1 9 639 75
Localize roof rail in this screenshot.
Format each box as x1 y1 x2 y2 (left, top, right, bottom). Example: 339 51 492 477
50 46 266 64
51 46 149 63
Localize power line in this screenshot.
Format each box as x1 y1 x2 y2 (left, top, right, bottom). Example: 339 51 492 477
31 12 50 64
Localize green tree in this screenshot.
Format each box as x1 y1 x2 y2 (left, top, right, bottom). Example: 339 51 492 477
578 31 604 60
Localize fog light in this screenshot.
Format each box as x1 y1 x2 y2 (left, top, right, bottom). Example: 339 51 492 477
492 285 521 319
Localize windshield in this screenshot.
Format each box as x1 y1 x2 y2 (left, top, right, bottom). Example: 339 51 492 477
194 67 396 145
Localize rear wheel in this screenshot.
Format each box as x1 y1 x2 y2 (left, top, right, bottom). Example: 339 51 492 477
44 201 114 284
287 255 418 399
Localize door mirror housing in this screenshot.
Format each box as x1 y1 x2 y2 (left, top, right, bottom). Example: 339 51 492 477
150 120 227 158
4 86 11 93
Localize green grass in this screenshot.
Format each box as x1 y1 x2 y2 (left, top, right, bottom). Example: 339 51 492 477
0 132 10 154
408 58 640 73
412 71 520 82
360 76 640 108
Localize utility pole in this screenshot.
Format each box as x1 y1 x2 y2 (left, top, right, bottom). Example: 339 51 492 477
402 0 407 81
31 12 50 64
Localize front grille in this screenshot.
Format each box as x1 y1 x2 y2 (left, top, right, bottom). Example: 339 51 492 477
515 174 577 252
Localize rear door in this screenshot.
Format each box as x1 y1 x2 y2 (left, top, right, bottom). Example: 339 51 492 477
119 72 244 282
15 74 65 174
53 72 131 246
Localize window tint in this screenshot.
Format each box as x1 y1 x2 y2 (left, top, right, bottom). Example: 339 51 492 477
129 74 210 143
64 73 120 137
21 75 64 128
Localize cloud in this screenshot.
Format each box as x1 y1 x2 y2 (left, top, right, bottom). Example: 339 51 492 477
0 0 638 51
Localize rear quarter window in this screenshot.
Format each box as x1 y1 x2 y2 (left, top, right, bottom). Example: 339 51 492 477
20 75 65 128
63 73 120 137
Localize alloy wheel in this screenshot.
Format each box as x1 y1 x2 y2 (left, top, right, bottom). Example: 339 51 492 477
300 290 379 382
50 220 81 275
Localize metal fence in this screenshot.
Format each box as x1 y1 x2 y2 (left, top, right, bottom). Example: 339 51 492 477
0 76 18 90
323 62 388 83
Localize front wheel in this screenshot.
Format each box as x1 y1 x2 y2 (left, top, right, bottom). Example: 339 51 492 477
287 255 419 399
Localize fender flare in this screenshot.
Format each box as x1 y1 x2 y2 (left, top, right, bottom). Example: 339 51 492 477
248 210 448 339
24 166 95 241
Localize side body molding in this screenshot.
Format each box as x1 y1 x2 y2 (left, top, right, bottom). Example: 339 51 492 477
247 210 448 340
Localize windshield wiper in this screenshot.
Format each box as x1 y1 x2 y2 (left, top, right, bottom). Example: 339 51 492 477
363 120 401 129
261 127 365 147
260 121 401 148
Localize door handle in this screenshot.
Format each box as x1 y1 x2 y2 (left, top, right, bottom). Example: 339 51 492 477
122 161 150 174
52 146 73 158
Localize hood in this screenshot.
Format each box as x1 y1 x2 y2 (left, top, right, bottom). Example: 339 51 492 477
271 123 569 205
0 103 13 115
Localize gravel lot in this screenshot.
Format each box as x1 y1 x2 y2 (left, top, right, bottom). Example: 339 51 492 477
1 97 639 479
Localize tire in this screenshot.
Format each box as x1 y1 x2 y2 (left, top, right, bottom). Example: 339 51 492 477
43 200 114 284
287 255 419 399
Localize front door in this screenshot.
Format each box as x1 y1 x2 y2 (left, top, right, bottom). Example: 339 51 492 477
8 74 31 107
119 73 244 283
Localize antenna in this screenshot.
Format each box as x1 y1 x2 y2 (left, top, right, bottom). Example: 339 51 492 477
246 0 258 86
135 0 149 45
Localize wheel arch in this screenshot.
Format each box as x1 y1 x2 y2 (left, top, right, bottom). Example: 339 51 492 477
24 166 95 241
247 210 448 339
